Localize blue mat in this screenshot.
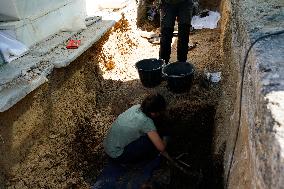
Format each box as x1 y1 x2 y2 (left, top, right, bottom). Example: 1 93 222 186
92 156 161 189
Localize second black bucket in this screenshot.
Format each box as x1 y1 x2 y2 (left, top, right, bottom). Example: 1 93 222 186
162 62 195 93
135 58 164 88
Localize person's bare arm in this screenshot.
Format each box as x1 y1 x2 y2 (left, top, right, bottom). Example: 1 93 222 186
147 131 166 152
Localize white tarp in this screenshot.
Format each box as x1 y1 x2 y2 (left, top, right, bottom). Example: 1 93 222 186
0 31 28 63
0 0 73 20
0 0 86 47
0 0 19 21
191 11 221 29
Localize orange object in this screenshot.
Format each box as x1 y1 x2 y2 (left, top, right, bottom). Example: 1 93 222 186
66 40 81 49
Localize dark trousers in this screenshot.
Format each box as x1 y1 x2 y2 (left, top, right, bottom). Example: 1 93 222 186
159 0 193 63
111 135 159 164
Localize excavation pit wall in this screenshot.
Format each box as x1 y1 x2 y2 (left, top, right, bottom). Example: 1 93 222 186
214 0 284 188
0 0 283 188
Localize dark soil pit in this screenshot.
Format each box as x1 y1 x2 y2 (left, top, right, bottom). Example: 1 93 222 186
163 105 223 189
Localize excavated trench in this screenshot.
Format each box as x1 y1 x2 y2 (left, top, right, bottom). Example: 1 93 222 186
72 0 228 188
0 0 236 188
166 106 223 189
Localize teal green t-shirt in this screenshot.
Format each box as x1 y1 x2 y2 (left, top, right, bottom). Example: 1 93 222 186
103 104 156 158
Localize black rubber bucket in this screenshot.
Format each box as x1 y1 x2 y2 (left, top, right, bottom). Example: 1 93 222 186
162 62 195 93
135 58 164 88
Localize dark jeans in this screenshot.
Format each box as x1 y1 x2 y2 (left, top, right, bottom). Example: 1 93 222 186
159 0 193 63
111 135 159 164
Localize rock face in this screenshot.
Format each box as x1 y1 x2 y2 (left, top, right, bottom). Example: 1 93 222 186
214 0 284 188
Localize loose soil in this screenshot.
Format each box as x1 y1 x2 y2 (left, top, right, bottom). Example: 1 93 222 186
0 1 234 188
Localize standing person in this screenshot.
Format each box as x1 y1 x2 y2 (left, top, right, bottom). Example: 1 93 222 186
159 0 193 64
103 93 169 164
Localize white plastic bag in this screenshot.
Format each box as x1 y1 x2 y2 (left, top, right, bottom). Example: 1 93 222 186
205 72 222 83
0 31 28 63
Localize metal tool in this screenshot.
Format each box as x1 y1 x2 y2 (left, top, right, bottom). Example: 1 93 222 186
160 152 203 187
161 152 195 177
175 153 191 169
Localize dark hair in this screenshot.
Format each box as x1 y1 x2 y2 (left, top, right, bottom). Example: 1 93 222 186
141 93 166 117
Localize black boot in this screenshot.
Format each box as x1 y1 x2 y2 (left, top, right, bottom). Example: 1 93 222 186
177 24 191 62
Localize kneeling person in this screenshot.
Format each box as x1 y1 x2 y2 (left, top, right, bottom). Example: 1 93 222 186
103 93 168 164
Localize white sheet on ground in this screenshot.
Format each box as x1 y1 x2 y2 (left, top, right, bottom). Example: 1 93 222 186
191 11 221 29
0 31 28 63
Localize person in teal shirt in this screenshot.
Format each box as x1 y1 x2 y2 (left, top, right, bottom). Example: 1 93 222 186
103 93 169 164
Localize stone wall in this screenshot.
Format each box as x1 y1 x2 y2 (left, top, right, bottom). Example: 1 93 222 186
214 0 284 188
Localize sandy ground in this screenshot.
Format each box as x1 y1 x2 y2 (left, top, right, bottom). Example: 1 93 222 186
0 1 235 188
